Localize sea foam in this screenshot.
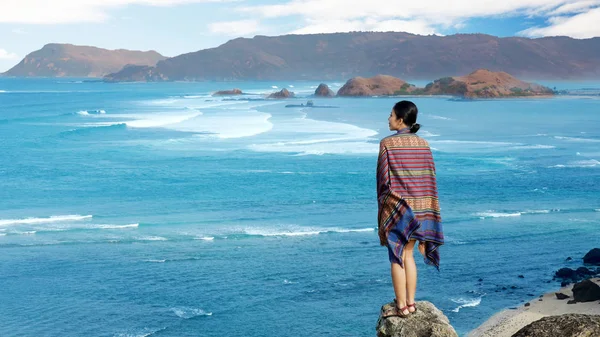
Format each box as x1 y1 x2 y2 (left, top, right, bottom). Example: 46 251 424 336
0 215 92 227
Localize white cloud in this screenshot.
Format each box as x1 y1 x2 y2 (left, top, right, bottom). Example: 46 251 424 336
239 0 600 38
0 0 236 24
520 6 600 38
208 19 261 36
291 18 437 35
0 49 19 60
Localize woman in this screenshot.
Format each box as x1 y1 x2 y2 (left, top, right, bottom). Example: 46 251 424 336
377 100 444 318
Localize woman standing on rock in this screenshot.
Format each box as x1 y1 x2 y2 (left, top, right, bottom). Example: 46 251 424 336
377 100 444 318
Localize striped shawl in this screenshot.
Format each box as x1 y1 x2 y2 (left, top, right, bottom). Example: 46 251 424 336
377 128 444 269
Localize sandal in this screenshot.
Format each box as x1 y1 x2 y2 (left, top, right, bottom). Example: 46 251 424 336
407 303 417 313
382 303 411 318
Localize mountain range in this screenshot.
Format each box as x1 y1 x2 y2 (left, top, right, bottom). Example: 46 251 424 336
4 32 600 80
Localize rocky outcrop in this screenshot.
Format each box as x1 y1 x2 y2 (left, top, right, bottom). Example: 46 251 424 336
337 75 414 96
4 43 165 78
511 314 600 337
267 88 294 99
583 248 600 265
314 83 334 97
103 65 168 82
423 69 554 98
376 301 458 337
572 279 600 302
213 89 243 96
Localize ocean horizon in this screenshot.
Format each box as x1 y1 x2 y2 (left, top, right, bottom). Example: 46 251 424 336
1 77 599 336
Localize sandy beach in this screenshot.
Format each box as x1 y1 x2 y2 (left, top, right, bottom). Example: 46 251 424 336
468 278 600 337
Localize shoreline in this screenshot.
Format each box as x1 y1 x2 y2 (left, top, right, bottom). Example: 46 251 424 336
468 278 600 337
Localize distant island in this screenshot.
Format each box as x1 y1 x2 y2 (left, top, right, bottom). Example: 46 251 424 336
2 44 165 78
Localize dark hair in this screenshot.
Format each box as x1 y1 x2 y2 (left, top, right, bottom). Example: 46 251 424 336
392 100 420 133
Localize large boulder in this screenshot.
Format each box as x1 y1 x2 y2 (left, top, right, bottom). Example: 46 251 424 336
555 268 578 280
337 75 412 97
511 314 600 337
213 88 242 96
376 301 458 337
583 248 600 265
268 88 294 99
572 279 600 302
314 83 334 97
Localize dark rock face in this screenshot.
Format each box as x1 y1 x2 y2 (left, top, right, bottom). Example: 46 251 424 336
572 279 600 302
576 267 593 276
337 75 409 96
314 83 334 97
213 89 242 96
555 292 570 300
511 314 600 337
267 88 294 99
556 268 577 279
583 248 600 265
376 301 458 337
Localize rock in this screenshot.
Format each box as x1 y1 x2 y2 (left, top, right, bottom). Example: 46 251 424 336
572 279 600 302
527 294 535 297
566 257 573 261
423 69 554 98
555 292 570 300
478 278 483 282
511 286 518 289
213 89 242 96
376 301 458 337
502 287 508 290
337 75 413 97
539 298 543 301
576 267 593 276
583 248 600 265
511 314 600 337
561 281 570 287
518 275 525 278
268 88 294 99
314 83 334 97
567 300 577 304
555 268 577 279
524 303 531 307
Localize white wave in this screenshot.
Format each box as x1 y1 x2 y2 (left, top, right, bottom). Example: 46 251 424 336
522 210 550 214
168 110 273 139
93 223 139 229
550 159 600 168
145 259 166 263
283 279 296 284
243 227 374 237
248 116 379 155
136 236 168 241
195 236 214 241
289 85 294 88
451 296 482 312
428 115 453 120
11 230 37 235
475 211 522 219
125 112 204 128
513 145 555 149
595 209 600 212
0 90 6 93
419 130 440 137
171 307 212 319
114 327 166 337
77 110 89 115
0 233 6 236
0 215 92 227
554 136 600 143
431 140 518 146
271 86 279 89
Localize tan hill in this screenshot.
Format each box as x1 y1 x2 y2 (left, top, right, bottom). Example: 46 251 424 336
103 32 600 82
337 75 415 96
3 44 165 78
423 69 554 98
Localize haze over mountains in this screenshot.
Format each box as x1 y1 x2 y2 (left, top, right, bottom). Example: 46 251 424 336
4 32 600 80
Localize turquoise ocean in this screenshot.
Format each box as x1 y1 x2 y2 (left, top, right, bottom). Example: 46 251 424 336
1 78 599 336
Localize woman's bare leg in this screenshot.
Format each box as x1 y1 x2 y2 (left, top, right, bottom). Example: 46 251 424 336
403 240 417 312
390 262 410 315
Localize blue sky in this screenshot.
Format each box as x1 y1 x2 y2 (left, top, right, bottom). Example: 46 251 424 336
1 0 600 72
